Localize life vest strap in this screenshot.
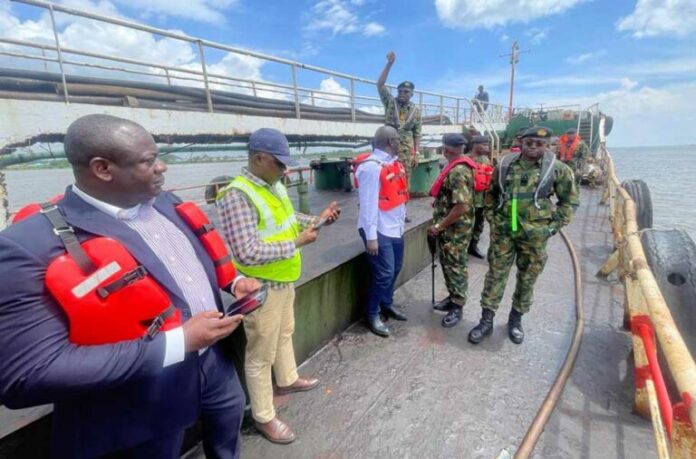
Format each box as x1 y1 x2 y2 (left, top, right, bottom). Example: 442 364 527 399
146 304 177 340
193 223 215 237
40 203 96 274
213 254 232 267
96 265 147 299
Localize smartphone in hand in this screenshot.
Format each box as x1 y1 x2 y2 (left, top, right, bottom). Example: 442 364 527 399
225 283 269 316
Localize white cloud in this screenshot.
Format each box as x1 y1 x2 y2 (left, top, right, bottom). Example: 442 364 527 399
617 0 696 38
565 49 607 65
499 33 509 42
434 0 585 29
525 27 548 45
364 22 385 36
112 0 237 25
305 0 386 37
305 77 351 107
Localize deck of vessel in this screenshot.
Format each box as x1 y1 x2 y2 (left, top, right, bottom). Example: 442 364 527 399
198 186 656 458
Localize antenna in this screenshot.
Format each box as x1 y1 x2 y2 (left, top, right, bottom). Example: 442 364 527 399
500 41 530 120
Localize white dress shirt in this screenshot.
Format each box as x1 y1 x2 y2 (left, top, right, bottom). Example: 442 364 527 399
356 148 407 240
72 185 219 367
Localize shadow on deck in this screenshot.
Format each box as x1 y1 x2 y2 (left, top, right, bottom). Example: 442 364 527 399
210 187 655 459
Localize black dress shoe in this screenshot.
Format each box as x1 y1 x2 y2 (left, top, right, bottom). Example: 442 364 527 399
442 305 462 328
383 307 407 321
433 297 452 312
508 309 524 344
468 308 495 344
367 317 390 337
468 245 485 259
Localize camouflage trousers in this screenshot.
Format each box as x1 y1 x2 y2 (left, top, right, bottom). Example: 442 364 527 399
480 228 549 314
470 207 486 246
563 159 584 184
438 234 470 306
398 147 414 187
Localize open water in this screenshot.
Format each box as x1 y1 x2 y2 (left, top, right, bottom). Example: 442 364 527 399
4 145 696 241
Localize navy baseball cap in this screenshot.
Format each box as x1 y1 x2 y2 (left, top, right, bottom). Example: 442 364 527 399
442 133 468 147
248 128 298 167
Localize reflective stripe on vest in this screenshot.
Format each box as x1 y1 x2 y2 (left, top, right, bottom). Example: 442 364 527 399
219 176 302 283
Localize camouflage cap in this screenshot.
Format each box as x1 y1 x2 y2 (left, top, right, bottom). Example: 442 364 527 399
397 81 415 90
519 126 553 139
470 135 490 144
442 133 468 147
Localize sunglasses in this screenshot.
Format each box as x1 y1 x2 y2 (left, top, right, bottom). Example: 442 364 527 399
523 139 548 148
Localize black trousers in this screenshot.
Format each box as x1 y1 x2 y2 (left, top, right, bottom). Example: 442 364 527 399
470 207 486 246
110 345 246 459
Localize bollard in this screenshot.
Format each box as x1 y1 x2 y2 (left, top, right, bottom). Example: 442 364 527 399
297 177 310 215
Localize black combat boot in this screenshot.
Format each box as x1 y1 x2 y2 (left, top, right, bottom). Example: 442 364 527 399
433 296 452 311
467 308 495 344
441 305 462 328
468 244 485 259
508 309 524 344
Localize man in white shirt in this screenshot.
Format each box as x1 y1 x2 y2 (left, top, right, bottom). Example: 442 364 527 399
356 125 409 337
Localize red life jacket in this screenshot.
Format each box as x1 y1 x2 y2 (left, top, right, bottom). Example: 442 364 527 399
558 134 581 161
40 203 180 345
472 160 494 192
429 156 492 196
353 152 409 210
175 201 237 289
12 194 64 224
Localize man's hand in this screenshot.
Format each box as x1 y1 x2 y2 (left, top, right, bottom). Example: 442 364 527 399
233 277 261 298
386 51 395 64
366 239 378 256
182 311 243 353
427 225 440 236
319 201 341 226
295 227 319 248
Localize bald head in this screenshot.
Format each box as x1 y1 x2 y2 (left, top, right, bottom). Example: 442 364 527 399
373 125 399 153
65 114 152 168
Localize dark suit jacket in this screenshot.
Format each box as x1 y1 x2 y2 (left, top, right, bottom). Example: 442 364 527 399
0 188 225 458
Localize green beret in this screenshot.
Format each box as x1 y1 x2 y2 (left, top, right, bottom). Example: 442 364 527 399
519 126 553 139
397 81 415 90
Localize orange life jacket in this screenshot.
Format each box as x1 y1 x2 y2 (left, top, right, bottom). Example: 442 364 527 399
40 203 180 345
353 153 409 210
558 134 581 162
175 201 237 289
430 156 492 196
12 194 64 224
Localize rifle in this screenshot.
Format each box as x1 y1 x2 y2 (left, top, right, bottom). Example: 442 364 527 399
427 233 438 304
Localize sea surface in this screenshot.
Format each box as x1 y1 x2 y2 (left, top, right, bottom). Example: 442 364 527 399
3 145 695 241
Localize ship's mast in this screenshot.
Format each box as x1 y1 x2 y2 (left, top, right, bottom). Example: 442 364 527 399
500 41 527 120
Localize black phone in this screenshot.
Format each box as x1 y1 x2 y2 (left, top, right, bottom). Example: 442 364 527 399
225 283 269 316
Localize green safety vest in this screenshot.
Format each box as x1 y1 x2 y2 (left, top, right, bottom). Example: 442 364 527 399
217 176 302 282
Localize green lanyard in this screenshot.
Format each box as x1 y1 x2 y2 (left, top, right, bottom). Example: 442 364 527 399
511 196 518 232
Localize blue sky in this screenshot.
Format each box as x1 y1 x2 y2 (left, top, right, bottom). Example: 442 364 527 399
3 0 696 147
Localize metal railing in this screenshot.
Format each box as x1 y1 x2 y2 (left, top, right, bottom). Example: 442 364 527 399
599 129 696 457
3 0 500 126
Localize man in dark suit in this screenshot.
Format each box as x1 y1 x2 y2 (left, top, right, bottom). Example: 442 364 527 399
0 114 258 458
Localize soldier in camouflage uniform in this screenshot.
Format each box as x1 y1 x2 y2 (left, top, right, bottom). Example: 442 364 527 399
467 135 493 259
557 128 589 184
428 133 475 328
468 126 579 345
377 51 422 215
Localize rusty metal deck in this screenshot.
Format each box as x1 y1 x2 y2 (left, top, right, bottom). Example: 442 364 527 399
204 187 656 459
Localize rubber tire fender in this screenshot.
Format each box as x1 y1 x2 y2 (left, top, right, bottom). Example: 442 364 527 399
622 179 653 230
641 229 696 385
